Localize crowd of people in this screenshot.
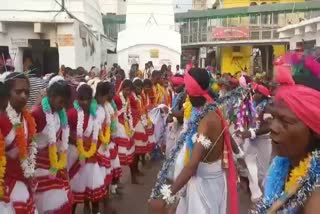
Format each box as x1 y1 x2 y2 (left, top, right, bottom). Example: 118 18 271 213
1 50 320 214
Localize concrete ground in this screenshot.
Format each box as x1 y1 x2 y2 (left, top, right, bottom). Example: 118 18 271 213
76 161 251 214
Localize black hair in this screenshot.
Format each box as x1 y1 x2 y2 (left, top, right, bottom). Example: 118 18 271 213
151 70 161 78
188 68 210 90
28 64 42 78
0 82 9 98
143 79 152 88
188 68 210 107
47 78 71 99
95 81 112 97
133 79 143 88
116 69 126 80
122 79 133 89
161 64 168 72
4 72 29 92
173 74 184 78
77 84 93 99
294 75 320 92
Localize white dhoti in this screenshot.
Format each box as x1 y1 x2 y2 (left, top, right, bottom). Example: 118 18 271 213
176 161 227 214
242 135 272 201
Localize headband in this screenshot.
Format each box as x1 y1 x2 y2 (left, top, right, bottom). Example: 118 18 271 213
184 70 214 103
48 75 65 88
275 66 320 134
171 76 184 86
76 82 87 92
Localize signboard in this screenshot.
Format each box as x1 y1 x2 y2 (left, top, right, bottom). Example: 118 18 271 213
11 38 28 47
57 34 74 46
200 47 207 58
128 54 140 65
150 49 159 58
159 59 172 66
212 27 249 40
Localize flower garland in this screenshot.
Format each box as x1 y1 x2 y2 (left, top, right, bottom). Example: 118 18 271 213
0 132 5 198
150 86 248 199
285 156 310 192
6 103 37 178
251 151 320 213
41 97 69 178
119 92 134 137
184 107 201 165
133 93 148 127
99 103 113 149
110 100 117 133
157 84 170 106
183 96 192 121
74 100 100 164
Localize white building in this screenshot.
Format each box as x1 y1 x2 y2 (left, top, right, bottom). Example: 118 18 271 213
0 0 115 73
278 17 320 50
116 0 181 73
100 0 127 15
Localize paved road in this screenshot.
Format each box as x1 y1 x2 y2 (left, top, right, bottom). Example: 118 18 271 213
76 161 251 214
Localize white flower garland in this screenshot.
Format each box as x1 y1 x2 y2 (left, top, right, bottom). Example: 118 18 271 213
192 133 212 149
76 108 100 144
132 93 148 127
6 103 37 178
44 111 69 152
160 184 176 204
119 92 134 131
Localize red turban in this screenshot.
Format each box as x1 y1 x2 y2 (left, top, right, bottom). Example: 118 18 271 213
275 67 320 134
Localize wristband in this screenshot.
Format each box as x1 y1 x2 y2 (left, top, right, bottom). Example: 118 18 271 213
160 184 176 204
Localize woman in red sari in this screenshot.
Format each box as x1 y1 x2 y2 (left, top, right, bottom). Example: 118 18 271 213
68 83 106 214
113 80 136 182
32 76 73 213
115 69 125 94
0 72 38 213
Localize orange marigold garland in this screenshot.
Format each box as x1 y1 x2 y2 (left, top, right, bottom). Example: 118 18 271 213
6 104 37 178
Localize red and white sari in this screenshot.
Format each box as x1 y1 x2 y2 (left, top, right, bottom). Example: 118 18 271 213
113 93 135 165
67 108 108 203
106 102 122 179
130 93 149 154
31 105 72 213
0 114 37 214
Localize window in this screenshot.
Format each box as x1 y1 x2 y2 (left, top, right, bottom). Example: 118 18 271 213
250 2 258 24
261 2 269 25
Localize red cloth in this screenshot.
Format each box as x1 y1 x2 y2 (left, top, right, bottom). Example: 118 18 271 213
67 108 89 139
254 84 270 97
275 66 320 134
216 109 238 214
184 69 213 103
113 96 125 125
171 76 184 86
31 105 46 132
115 79 123 94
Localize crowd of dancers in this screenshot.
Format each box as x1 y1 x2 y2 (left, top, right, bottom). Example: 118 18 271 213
1 50 320 214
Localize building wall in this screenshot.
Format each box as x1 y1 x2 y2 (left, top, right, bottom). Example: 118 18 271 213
99 0 127 15
117 44 181 76
221 46 252 74
0 21 105 71
219 0 303 74
0 0 108 71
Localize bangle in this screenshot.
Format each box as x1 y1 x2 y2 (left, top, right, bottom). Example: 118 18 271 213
160 184 176 204
249 128 256 140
